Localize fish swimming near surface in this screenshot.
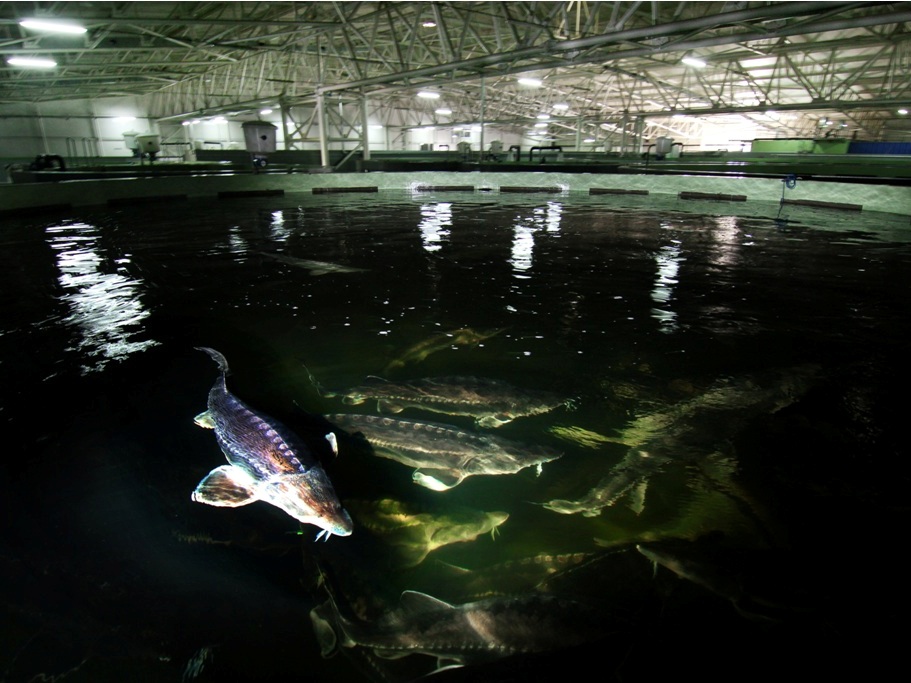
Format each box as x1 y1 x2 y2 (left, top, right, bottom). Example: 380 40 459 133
541 449 670 517
328 375 571 428
327 413 561 491
310 580 613 672
192 347 353 540
383 327 504 374
346 498 508 567
255 251 368 276
540 366 821 517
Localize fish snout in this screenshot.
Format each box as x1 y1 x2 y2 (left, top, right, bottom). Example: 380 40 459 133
329 506 354 537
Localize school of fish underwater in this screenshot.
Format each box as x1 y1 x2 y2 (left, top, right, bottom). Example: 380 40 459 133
2 192 910 681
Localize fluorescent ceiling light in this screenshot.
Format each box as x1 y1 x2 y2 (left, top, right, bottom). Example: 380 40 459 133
898 109 908 115
740 56 777 69
682 56 707 68
19 19 87 35
6 56 57 68
518 77 542 87
417 91 440 99
422 21 436 28
553 103 569 110
435 108 452 115
536 113 550 120
260 108 273 115
534 122 548 128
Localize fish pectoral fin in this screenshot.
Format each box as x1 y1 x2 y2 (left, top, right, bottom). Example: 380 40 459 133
476 414 510 428
193 411 216 429
378 401 405 414
412 469 465 491
192 465 258 507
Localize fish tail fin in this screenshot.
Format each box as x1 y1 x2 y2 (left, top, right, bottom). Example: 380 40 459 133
196 347 230 374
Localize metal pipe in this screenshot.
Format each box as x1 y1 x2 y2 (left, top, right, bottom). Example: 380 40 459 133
529 145 562 162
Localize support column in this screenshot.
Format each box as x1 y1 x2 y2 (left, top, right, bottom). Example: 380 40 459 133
361 94 370 161
634 115 645 154
620 111 629 155
36 102 49 155
280 103 292 150
317 93 330 168
478 77 485 162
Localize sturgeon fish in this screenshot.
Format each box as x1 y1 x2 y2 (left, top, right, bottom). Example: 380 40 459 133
255 251 367 276
346 498 508 567
541 366 820 517
329 375 571 428
310 586 612 671
383 327 504 374
192 347 353 540
327 413 561 491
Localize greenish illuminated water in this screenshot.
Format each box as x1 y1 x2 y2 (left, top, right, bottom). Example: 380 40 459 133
1 191 909 681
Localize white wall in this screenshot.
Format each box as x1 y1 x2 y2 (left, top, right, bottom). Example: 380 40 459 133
0 96 155 159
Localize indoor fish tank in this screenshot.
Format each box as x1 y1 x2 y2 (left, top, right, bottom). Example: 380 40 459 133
1 190 908 681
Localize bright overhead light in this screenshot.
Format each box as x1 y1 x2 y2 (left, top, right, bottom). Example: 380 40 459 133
534 122 548 128
899 109 909 115
553 103 569 110
740 56 777 69
260 108 273 115
435 108 452 115
417 91 440 99
19 19 87 35
518 77 542 87
6 56 57 68
682 56 707 68
422 21 437 28
584 138 595 143
536 113 550 120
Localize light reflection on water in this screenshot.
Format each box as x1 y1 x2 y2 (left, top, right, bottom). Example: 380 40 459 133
419 202 452 253
46 221 158 373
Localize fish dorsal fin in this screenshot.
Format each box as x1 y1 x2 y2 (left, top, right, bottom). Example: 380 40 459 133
192 465 258 507
399 590 455 613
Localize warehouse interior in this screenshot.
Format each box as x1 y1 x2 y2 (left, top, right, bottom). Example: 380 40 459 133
1 1 911 189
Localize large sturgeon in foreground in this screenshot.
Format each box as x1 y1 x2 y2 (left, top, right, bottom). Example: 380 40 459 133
192 347 353 540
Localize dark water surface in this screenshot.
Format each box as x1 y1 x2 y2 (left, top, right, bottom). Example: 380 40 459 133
2 191 910 681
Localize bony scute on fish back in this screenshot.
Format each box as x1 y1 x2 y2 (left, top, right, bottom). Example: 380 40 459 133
191 347 353 540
